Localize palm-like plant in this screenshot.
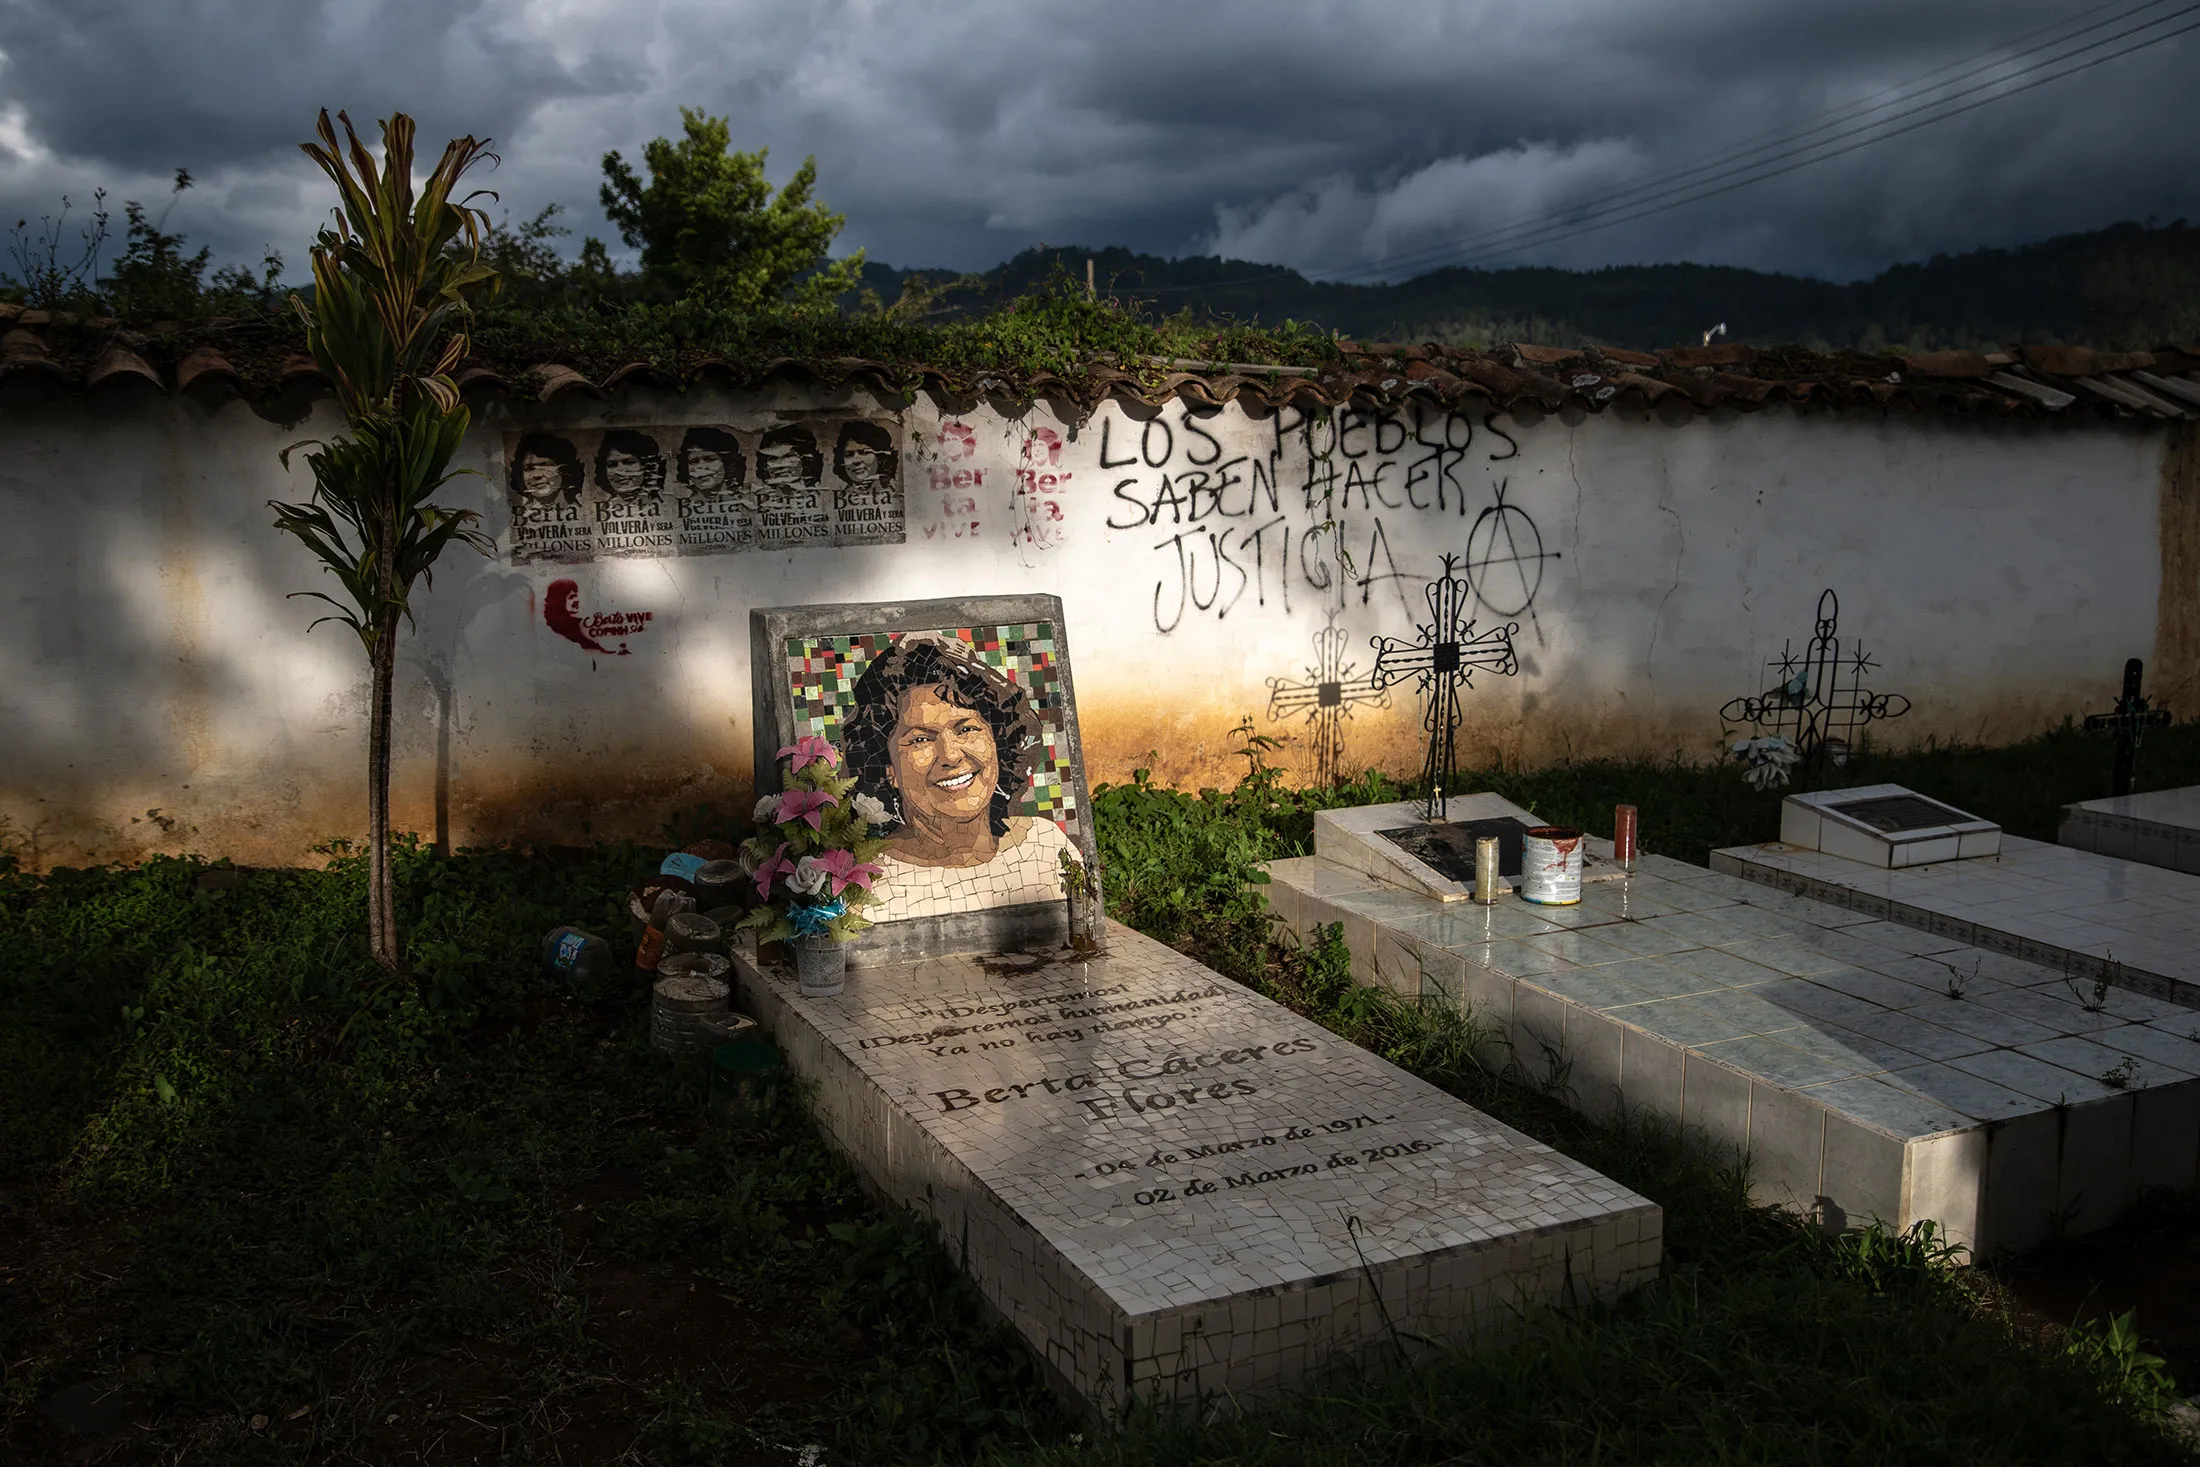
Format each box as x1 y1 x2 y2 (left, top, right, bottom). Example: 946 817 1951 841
271 111 501 970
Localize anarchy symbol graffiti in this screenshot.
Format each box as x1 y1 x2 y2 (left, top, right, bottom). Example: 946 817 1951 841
1463 480 1558 619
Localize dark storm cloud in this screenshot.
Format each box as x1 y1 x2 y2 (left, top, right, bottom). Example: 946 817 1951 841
0 0 2192 286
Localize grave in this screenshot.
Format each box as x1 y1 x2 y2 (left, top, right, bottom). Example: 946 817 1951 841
729 925 1658 1414
1713 826 2200 1010
2060 785 2200 875
1269 792 2200 1254
1778 784 2001 868
1318 795 1628 902
733 594 1660 1415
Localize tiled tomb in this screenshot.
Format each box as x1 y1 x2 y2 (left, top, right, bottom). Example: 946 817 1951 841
1317 794 1628 901
727 921 1660 1416
2061 784 2200 876
1778 783 2002 868
1712 831 2200 1009
1267 797 2200 1254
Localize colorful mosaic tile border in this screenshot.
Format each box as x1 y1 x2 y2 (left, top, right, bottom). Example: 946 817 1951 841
784 622 1079 837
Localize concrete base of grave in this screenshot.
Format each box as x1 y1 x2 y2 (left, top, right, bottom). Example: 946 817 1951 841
1269 810 2200 1256
2061 785 2200 876
1712 837 2200 1010
727 921 1660 1418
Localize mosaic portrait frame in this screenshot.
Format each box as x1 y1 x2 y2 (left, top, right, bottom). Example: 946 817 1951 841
750 595 1101 964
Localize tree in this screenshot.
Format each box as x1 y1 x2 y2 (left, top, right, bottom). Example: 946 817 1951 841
599 107 862 308
270 111 501 972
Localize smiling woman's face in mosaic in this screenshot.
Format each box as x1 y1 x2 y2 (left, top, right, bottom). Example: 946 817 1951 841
889 686 999 836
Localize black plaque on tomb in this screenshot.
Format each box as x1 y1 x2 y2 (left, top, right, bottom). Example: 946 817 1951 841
1825 793 1970 833
1376 817 1532 883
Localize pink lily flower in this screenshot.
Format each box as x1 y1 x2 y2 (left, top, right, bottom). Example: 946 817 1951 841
752 842 795 899
813 848 883 896
775 789 840 830
777 734 841 772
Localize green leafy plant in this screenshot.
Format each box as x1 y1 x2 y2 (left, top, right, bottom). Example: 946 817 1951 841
599 106 864 309
2064 1309 2179 1416
269 111 501 972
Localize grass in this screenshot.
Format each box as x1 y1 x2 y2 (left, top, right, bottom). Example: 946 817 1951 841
4 725 2199 1463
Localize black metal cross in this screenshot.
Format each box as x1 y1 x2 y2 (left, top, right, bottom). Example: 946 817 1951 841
2085 657 2172 797
1266 617 1390 788
1720 588 1910 784
1371 554 1519 821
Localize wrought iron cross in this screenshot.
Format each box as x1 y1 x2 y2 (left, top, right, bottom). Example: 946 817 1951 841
2085 657 2171 798
1266 618 1390 789
1371 554 1520 821
1720 589 1910 783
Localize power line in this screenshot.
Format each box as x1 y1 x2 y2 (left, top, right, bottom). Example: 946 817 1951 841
1132 0 2193 297
1314 0 2193 283
1410 8 2200 276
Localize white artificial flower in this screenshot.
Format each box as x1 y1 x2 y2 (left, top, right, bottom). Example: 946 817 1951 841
787 855 830 896
1731 736 1799 790
753 794 779 823
852 792 890 827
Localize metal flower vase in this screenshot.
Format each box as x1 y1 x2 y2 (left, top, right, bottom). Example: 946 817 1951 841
793 934 846 998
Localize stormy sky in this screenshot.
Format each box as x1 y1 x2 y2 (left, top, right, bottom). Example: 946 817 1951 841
1 0 2194 288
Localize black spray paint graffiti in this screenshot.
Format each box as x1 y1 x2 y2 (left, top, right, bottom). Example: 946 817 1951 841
1463 479 1560 620
1098 401 1547 634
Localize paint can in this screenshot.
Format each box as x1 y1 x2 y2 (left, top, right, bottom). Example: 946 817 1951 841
1521 826 1585 905
1473 835 1503 904
1613 804 1639 872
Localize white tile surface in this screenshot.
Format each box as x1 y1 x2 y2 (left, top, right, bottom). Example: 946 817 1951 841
1275 821 2200 1255
2062 785 2200 875
1712 836 2200 1008
730 921 1659 1414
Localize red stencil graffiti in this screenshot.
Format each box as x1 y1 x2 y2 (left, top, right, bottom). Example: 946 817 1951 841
543 577 649 657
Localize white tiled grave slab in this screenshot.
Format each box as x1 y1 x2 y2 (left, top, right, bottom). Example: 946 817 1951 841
728 921 1659 1416
1780 784 2002 868
1318 795 1629 902
1266 846 2200 1255
1713 835 2200 1011
2062 785 2200 876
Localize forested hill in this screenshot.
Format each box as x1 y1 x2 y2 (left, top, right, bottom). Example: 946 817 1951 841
864 221 2200 353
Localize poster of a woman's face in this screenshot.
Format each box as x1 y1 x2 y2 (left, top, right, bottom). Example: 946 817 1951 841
678 426 745 495
756 425 823 490
510 433 583 504
834 420 898 490
595 429 667 499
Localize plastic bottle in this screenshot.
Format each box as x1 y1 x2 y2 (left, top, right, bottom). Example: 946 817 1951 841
542 926 615 983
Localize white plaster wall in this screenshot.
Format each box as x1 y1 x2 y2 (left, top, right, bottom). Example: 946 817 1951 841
0 382 2165 867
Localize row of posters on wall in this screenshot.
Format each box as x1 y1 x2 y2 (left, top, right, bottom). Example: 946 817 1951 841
503 416 906 565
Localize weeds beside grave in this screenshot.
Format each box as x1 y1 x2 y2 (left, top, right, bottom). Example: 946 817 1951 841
3 724 2199 1462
